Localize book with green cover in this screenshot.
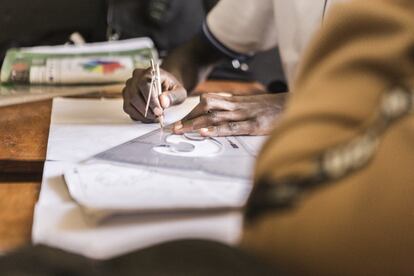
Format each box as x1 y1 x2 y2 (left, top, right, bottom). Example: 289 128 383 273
0 37 156 85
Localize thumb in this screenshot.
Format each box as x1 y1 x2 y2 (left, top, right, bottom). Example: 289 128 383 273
159 86 187 109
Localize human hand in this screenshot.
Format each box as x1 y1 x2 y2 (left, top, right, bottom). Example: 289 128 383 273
122 68 188 123
173 92 288 136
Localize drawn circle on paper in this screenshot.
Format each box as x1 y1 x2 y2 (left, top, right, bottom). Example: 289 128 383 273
152 134 221 157
183 132 206 141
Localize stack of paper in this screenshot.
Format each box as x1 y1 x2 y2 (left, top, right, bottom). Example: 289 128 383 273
64 163 250 221
32 97 262 259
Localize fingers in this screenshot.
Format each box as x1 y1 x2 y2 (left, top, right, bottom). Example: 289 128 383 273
139 76 163 117
159 86 187 108
173 110 250 134
159 69 188 108
172 93 242 134
122 69 157 122
123 86 154 123
181 93 236 122
123 77 148 122
200 121 255 137
170 93 285 136
122 67 188 122
140 68 188 114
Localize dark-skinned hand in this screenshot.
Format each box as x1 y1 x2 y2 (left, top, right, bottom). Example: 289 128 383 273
122 68 187 123
172 92 288 136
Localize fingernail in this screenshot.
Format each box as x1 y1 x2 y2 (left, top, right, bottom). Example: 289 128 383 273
174 122 183 130
160 94 170 108
200 128 209 133
154 107 163 116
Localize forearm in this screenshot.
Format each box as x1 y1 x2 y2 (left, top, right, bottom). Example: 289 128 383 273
161 35 224 93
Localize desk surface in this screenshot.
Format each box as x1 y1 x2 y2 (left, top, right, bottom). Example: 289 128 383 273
0 80 264 252
0 100 52 180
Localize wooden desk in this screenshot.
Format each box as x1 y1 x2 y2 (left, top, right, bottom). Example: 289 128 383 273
0 100 52 180
0 80 264 252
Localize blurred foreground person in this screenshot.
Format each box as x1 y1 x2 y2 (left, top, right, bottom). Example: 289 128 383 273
243 0 414 275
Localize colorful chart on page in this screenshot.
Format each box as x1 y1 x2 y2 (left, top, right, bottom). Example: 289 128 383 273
82 60 125 74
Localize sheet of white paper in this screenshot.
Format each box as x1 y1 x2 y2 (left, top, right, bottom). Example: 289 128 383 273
163 96 199 125
152 134 222 157
33 97 244 259
47 97 199 162
51 96 199 125
47 124 156 162
33 161 243 259
238 136 268 156
51 98 133 124
64 163 250 212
